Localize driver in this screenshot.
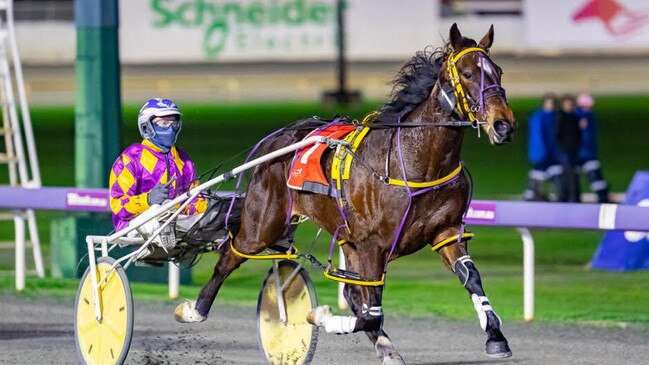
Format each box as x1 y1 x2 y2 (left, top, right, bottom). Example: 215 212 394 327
109 98 207 231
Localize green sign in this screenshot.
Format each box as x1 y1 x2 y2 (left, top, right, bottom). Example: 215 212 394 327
152 0 336 58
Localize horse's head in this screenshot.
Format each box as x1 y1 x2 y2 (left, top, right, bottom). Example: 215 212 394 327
439 24 515 145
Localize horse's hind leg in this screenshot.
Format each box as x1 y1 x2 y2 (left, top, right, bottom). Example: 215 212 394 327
175 245 248 322
438 241 512 358
176 163 290 323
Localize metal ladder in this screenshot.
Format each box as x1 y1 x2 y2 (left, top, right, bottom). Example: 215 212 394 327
0 0 44 291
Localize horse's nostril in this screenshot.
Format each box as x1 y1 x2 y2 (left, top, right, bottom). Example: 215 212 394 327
493 120 512 136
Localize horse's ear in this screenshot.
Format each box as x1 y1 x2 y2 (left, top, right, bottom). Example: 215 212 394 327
479 24 494 51
449 23 463 51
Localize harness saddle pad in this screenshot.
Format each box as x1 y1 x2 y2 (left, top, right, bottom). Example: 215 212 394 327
287 125 356 194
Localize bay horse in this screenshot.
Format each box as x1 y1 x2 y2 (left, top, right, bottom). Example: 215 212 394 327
176 23 516 363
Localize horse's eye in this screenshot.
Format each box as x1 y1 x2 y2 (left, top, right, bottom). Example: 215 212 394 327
462 72 472 79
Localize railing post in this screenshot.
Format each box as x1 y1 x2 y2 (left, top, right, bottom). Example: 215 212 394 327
516 227 535 321
14 215 25 291
168 263 180 299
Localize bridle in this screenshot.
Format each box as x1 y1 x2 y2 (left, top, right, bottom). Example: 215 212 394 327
442 47 507 127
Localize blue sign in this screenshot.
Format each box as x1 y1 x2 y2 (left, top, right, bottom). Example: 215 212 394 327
592 171 649 271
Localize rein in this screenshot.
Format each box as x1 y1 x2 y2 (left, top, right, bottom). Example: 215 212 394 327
364 120 474 128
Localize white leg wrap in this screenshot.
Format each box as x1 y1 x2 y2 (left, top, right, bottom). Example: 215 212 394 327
324 315 358 334
471 294 501 331
308 305 357 334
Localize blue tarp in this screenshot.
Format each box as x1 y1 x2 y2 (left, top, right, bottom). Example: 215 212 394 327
592 171 649 271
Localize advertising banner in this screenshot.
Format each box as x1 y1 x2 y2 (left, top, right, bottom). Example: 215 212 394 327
119 0 439 63
121 0 338 62
525 0 649 49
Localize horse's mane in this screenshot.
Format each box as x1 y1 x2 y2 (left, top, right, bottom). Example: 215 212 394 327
376 38 476 124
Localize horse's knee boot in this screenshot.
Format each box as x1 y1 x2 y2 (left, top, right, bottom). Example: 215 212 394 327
455 256 512 358
454 255 484 295
454 256 501 331
353 304 383 332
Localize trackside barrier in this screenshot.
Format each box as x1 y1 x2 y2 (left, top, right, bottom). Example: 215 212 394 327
462 200 649 321
1 186 649 319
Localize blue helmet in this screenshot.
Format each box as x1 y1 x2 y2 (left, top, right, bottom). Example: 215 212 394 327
137 98 182 140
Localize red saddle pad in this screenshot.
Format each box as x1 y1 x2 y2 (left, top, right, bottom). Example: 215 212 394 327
287 125 356 194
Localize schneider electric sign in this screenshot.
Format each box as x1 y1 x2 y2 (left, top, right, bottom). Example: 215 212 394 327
121 0 336 62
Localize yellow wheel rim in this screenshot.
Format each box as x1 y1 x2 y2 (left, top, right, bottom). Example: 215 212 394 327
75 257 133 365
257 261 318 365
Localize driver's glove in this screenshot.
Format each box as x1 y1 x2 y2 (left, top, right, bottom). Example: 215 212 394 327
147 182 170 205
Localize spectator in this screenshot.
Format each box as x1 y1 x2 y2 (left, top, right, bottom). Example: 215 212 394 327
524 93 563 201
575 93 609 203
556 94 581 202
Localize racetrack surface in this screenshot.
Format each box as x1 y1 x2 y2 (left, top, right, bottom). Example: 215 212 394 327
1 295 648 365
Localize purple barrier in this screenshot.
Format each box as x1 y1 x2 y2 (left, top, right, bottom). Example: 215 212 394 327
0 186 109 212
0 186 648 231
465 200 649 231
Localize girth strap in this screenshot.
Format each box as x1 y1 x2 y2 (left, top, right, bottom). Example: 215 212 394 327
387 163 463 189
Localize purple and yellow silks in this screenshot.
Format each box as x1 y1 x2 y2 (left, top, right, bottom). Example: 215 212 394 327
109 140 207 230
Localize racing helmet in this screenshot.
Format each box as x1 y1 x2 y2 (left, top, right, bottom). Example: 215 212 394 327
137 98 182 140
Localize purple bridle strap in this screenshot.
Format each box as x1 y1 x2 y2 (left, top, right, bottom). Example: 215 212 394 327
477 53 505 115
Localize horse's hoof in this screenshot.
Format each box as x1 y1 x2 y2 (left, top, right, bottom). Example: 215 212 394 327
376 336 406 365
486 339 512 358
174 300 207 323
306 305 332 326
381 356 406 365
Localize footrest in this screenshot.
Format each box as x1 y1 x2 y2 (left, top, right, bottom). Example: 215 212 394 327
230 241 298 260
327 268 360 280
324 267 385 286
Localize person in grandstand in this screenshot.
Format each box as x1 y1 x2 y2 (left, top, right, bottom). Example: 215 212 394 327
524 93 563 201
555 94 582 202
108 98 207 231
575 93 609 203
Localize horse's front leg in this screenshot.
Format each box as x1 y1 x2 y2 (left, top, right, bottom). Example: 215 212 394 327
307 245 405 365
438 240 512 358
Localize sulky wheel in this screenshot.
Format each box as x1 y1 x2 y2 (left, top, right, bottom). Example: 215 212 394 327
257 260 318 365
75 257 134 365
